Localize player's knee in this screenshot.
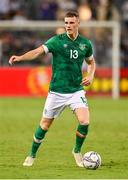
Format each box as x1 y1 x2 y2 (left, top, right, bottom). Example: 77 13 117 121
40 117 54 130
77 112 89 125
79 119 89 126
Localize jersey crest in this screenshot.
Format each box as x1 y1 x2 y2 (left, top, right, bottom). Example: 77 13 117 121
79 43 86 51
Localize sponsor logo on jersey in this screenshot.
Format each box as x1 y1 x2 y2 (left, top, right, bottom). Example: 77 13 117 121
79 43 87 51
64 44 68 48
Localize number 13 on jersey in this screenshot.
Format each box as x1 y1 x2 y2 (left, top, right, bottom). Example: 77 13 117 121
70 49 78 59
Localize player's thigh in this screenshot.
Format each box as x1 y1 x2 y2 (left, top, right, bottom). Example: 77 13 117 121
69 90 89 124
43 91 66 119
74 107 90 125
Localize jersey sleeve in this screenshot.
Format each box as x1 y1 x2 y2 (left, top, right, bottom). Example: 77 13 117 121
44 36 57 53
85 40 93 60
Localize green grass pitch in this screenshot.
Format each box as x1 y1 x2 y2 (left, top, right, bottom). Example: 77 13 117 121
0 97 128 179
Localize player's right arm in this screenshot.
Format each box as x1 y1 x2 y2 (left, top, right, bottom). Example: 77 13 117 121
9 45 45 65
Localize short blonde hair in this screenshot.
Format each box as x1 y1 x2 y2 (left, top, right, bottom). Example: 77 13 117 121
65 11 79 18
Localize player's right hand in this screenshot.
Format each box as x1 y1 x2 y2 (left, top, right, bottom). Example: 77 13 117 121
9 55 21 65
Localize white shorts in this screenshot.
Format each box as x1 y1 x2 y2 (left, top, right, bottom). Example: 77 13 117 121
43 90 88 119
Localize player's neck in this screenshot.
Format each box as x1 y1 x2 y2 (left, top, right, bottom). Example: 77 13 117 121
67 32 78 41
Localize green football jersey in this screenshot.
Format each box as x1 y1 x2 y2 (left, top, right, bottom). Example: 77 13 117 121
44 33 93 93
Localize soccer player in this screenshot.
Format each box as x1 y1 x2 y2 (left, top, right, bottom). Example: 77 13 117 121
9 11 96 167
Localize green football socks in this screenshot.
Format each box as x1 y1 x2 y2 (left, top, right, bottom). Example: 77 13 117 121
74 124 89 153
29 124 88 157
29 126 48 158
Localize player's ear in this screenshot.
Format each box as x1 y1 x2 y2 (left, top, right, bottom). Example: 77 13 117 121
77 18 80 25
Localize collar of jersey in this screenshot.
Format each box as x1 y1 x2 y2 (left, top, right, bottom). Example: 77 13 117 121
66 33 79 41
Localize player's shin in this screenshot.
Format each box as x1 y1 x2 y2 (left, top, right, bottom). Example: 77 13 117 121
29 126 48 157
74 124 89 153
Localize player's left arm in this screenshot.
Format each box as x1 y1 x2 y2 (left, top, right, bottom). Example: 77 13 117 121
81 57 96 86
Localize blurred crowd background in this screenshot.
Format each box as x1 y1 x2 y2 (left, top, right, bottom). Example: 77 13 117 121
0 0 128 67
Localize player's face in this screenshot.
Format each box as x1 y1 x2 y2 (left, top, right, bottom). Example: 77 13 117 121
64 16 79 36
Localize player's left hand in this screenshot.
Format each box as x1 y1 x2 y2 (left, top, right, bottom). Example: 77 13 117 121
81 75 93 86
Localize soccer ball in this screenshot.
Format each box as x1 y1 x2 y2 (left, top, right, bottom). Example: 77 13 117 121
83 151 101 170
